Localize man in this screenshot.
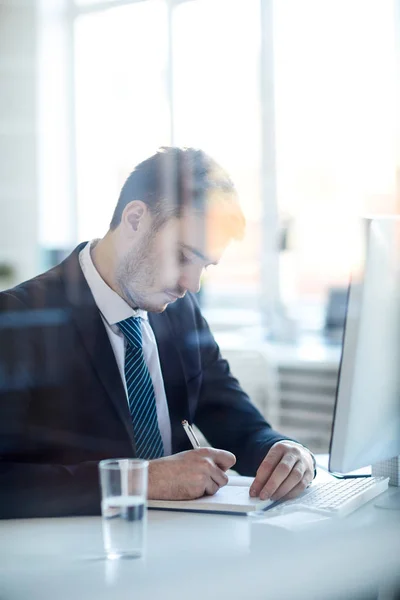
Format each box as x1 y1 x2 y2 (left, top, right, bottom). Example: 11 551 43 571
0 147 315 519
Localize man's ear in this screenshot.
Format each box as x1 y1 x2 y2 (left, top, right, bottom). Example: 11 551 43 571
122 201 147 233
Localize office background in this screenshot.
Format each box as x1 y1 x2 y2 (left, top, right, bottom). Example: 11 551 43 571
1 0 400 454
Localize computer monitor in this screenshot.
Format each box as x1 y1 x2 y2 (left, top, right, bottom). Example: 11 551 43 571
329 217 400 498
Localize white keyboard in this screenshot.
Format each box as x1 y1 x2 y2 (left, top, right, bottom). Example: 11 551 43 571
266 477 389 518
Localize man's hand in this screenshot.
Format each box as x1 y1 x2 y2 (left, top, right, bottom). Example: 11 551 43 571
148 448 236 500
249 441 314 502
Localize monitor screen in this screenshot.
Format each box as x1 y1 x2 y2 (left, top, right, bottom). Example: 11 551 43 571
329 217 400 474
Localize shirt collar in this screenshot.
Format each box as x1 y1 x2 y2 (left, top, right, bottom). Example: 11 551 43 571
79 240 148 326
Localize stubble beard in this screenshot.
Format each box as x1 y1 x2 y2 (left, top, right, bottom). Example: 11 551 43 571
115 237 159 312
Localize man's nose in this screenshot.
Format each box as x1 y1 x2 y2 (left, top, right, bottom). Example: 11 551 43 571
179 266 203 294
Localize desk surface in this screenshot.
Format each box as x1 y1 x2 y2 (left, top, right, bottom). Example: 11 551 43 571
1 472 400 600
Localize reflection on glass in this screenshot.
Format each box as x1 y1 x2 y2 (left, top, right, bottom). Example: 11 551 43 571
74 0 122 6
172 0 262 314
74 1 169 241
273 0 397 332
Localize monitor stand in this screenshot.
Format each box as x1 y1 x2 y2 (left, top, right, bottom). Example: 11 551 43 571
372 456 400 511
317 454 371 478
374 490 400 510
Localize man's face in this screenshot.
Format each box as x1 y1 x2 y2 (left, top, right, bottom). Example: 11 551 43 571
115 206 231 313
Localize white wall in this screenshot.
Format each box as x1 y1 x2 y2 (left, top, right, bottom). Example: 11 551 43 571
0 0 39 289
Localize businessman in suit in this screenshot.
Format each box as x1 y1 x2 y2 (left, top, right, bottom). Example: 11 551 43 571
0 147 315 518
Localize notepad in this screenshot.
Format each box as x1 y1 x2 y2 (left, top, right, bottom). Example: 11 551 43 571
148 476 273 514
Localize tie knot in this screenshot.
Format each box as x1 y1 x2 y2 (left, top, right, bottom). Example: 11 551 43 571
117 317 142 349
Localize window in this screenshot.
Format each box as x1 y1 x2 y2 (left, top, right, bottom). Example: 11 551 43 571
172 0 262 315
74 0 169 240
273 0 398 332
51 0 399 335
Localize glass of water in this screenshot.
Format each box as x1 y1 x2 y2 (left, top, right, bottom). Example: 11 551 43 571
99 458 148 560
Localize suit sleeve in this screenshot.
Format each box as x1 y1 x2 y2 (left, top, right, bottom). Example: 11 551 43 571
189 296 296 476
0 291 100 519
0 461 101 519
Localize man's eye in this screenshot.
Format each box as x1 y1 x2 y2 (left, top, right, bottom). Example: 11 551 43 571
178 250 190 265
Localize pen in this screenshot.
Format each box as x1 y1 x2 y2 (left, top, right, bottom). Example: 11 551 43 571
181 420 201 449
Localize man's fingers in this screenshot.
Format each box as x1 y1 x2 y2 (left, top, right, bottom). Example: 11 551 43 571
204 448 236 472
250 444 287 497
280 474 312 501
209 464 229 489
254 452 299 500
259 452 300 500
267 463 310 502
204 478 220 496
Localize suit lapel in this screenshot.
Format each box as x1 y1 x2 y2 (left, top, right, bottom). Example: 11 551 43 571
60 245 135 449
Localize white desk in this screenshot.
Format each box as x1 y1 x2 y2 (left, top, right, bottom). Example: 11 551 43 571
1 472 400 600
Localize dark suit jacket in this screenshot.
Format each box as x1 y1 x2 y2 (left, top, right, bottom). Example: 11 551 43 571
0 243 291 519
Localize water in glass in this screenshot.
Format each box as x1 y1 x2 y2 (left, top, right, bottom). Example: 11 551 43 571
102 495 146 559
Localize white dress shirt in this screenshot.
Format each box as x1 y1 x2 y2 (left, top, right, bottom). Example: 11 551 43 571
79 240 172 456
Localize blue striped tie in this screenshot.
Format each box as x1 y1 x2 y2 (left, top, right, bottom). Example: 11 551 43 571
117 317 164 459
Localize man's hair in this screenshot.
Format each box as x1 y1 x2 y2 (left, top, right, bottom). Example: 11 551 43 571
109 146 245 239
